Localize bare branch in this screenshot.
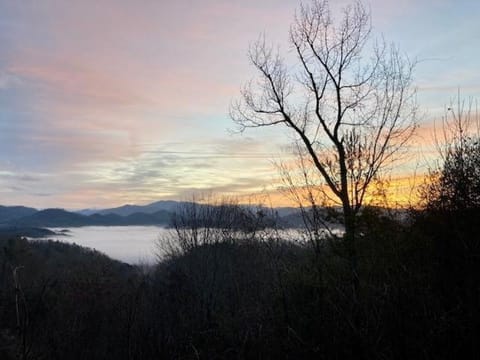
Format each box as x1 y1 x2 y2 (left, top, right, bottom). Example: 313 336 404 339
230 0 417 270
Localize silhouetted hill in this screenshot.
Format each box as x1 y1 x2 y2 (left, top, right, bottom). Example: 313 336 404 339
87 213 124 225
86 200 185 216
12 209 89 227
0 226 58 238
86 211 172 226
0 205 38 224
0 202 311 228
123 210 172 225
5 208 173 227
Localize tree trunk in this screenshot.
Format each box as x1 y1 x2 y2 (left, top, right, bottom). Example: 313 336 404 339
343 204 366 358
343 205 359 302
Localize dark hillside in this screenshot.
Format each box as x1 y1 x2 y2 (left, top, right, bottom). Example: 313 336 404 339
0 206 38 224
0 236 137 359
1 201 480 359
11 209 88 227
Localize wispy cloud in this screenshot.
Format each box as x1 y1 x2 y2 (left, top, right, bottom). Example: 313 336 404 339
0 0 478 208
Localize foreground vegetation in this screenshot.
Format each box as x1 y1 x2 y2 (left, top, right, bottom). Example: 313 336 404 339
0 196 479 359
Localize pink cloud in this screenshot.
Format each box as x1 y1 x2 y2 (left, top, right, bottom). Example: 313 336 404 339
1 0 476 209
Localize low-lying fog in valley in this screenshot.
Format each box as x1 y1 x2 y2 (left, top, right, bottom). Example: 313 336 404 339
47 226 169 264
42 225 343 264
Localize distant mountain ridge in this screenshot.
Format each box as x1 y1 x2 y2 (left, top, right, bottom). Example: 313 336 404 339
78 200 186 216
0 205 38 223
1 208 172 228
0 201 306 231
0 203 177 228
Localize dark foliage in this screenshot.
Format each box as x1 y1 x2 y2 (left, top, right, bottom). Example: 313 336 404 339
0 195 479 359
423 137 480 211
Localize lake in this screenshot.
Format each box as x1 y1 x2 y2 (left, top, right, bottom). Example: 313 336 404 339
46 226 171 264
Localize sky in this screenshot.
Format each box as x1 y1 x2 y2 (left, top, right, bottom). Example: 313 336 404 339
0 0 479 209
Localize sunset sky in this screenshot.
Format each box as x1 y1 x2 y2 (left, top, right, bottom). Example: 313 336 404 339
1 0 479 209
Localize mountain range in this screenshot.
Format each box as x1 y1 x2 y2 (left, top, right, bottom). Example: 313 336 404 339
77 200 183 216
0 202 179 229
0 201 302 231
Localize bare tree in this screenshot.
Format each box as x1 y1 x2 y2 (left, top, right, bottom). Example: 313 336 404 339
277 144 339 255
231 0 417 294
157 194 273 258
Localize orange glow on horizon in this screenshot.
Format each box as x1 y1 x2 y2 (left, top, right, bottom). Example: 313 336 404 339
235 173 429 209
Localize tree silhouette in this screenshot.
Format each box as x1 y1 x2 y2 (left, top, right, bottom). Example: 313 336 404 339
231 0 417 295
424 96 480 210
